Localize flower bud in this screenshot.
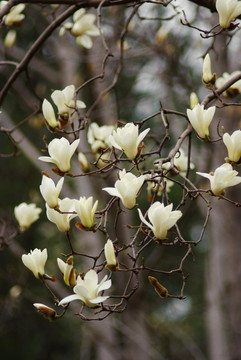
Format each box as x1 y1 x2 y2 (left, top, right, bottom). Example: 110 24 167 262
57 256 77 287
78 152 90 172
104 239 118 271
148 276 169 298
202 54 216 85
33 303 57 321
4 30 17 48
42 99 59 129
190 92 199 109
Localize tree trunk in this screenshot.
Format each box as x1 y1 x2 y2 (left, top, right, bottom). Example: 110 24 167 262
206 31 241 360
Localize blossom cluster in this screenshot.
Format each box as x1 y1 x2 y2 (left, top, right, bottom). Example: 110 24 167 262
10 4 241 321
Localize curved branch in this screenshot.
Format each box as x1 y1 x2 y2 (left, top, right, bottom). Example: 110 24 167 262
0 5 78 105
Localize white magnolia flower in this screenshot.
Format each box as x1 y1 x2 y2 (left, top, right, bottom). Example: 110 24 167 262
1 2 25 26
40 175 64 208
57 257 77 287
87 122 115 152
75 196 98 229
46 197 77 232
39 137 80 172
160 148 195 174
202 54 216 85
187 103 216 139
223 130 241 162
190 92 199 109
196 163 241 196
215 71 241 97
14 202 42 231
104 239 117 271
59 269 111 308
138 202 182 240
4 30 17 47
108 122 150 160
71 9 99 49
103 169 145 209
42 99 59 129
60 9 99 49
51 85 86 118
22 248 47 279
216 0 241 29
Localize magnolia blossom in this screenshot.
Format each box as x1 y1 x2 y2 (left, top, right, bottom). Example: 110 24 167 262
190 92 199 109
1 2 25 26
196 163 241 196
202 54 216 85
216 0 241 29
87 122 114 152
46 197 77 232
42 99 59 129
57 257 77 287
51 85 86 118
58 269 111 308
39 175 64 208
138 202 182 240
39 137 80 172
160 148 195 174
75 196 98 229
108 122 150 160
103 169 145 209
14 202 42 231
104 239 117 271
215 71 241 97
187 103 216 139
223 130 241 162
60 9 99 49
22 248 47 279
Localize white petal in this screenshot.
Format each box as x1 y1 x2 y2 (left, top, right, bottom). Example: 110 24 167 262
89 296 109 304
58 294 81 306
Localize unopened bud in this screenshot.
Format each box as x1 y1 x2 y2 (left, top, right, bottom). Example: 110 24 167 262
190 92 199 109
33 303 57 321
202 54 216 86
104 239 118 272
57 257 77 287
148 276 169 298
78 152 90 172
4 30 17 48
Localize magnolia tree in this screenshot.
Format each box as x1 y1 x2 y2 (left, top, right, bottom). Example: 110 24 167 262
1 0 241 358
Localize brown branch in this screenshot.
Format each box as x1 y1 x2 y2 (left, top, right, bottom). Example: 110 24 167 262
0 5 78 105
202 72 241 107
